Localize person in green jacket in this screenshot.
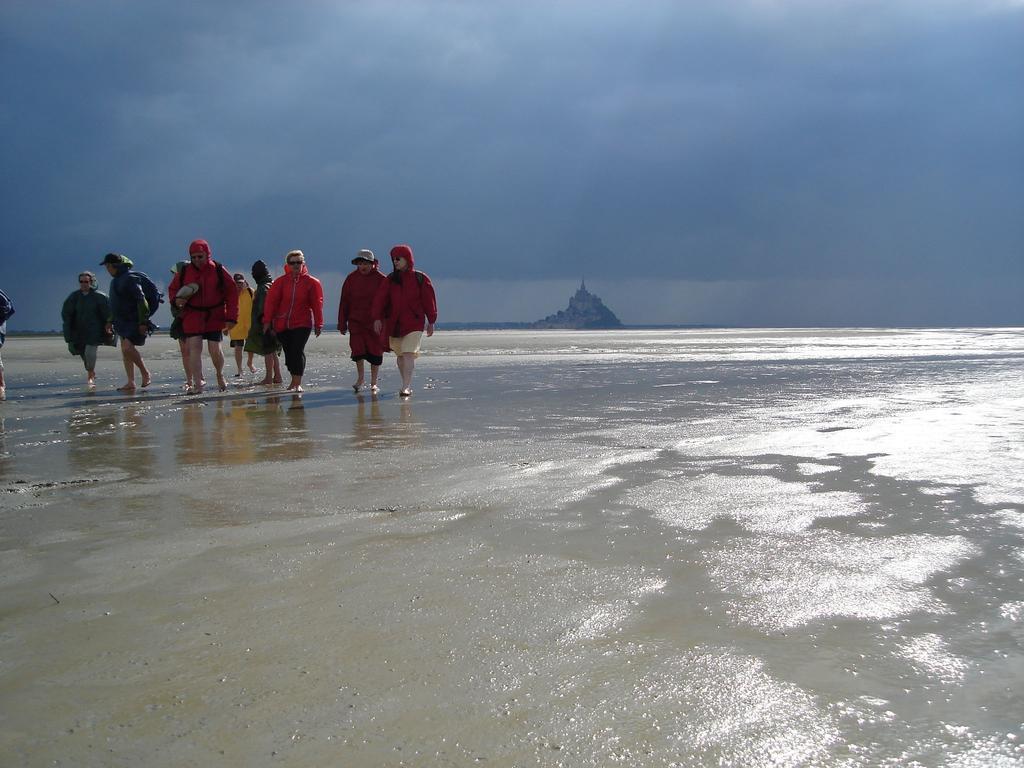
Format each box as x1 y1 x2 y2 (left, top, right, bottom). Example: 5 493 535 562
61 272 112 387
244 260 282 386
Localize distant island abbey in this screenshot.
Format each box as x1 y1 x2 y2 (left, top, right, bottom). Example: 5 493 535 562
532 280 623 329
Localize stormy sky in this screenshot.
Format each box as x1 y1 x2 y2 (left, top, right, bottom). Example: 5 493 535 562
1 0 1021 329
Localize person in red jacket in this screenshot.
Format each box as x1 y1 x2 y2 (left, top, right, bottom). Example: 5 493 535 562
262 250 324 393
339 249 388 393
372 244 438 397
168 239 239 394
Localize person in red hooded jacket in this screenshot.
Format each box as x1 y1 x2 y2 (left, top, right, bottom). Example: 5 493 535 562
371 244 437 397
339 249 387 393
168 239 239 393
262 250 324 392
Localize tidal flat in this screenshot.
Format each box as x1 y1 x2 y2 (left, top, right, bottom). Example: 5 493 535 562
1 329 1023 767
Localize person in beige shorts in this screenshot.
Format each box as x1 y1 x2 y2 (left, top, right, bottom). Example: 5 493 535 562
371 244 438 397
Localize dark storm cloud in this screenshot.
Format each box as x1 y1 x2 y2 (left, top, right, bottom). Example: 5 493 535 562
1 1 1021 328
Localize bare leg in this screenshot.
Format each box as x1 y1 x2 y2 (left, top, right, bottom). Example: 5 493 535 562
208 339 227 390
82 345 98 387
258 353 274 385
118 339 149 391
395 354 407 391
272 354 282 384
138 348 152 387
233 344 243 376
186 336 204 392
246 351 256 373
370 363 380 391
0 364 6 399
397 353 415 395
354 360 365 390
178 339 192 388
120 348 135 391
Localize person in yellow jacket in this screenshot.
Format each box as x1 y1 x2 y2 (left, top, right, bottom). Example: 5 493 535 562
227 272 256 377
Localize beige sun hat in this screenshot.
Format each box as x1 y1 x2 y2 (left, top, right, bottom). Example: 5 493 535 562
176 282 200 299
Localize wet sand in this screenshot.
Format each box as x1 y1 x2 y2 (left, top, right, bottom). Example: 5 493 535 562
1 330 1023 766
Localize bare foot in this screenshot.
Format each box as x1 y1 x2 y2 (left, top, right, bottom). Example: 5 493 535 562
141 375 152 388
217 375 227 392
257 378 272 386
399 388 412 397
272 377 283 384
117 383 136 392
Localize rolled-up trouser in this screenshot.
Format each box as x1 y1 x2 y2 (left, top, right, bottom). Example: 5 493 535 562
278 327 312 376
79 345 98 371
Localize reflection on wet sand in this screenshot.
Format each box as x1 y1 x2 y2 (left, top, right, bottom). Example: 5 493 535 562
0 416 7 476
59 388 427 477
351 393 422 450
261 394 313 461
220 399 257 465
67 407 119 475
176 395 313 466
119 405 158 479
352 393 384 449
67 403 157 479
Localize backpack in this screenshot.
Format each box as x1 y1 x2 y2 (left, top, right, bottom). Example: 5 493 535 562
0 289 14 325
389 269 426 287
129 271 164 318
182 261 231 310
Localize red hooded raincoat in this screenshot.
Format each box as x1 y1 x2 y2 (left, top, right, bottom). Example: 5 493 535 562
371 244 438 341
262 256 324 333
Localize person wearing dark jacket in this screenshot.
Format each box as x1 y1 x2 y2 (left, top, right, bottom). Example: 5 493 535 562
0 287 12 401
371 244 438 397
61 271 112 387
101 253 153 392
168 239 239 394
339 249 387 393
244 260 282 386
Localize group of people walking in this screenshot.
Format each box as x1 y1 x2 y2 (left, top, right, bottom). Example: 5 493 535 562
32 240 439 398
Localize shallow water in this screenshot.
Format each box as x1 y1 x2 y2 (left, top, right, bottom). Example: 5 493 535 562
1 329 1023 766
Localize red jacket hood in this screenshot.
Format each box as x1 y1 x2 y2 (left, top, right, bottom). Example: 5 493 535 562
389 244 415 272
283 254 310 279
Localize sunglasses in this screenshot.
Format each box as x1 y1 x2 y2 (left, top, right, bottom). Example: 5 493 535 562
190 253 207 259
287 260 303 265
78 279 91 284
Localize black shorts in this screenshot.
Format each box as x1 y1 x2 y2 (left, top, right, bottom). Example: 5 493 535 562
184 331 223 342
351 352 384 366
229 339 245 348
